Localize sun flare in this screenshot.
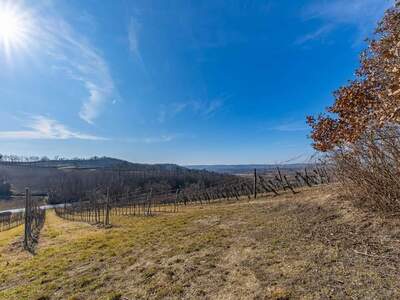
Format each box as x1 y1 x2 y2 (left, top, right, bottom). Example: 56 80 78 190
0 3 32 57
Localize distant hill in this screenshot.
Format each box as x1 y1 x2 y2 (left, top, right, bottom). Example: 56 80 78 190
0 157 231 196
185 163 312 174
0 157 186 172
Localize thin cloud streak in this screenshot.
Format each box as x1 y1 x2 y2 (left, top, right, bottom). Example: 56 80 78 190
295 24 334 45
266 120 308 132
158 97 227 123
298 0 394 44
128 17 143 63
28 3 118 124
123 134 178 144
0 115 107 140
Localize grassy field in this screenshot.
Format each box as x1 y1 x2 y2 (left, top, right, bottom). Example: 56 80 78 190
0 196 46 211
0 196 24 211
1 186 400 299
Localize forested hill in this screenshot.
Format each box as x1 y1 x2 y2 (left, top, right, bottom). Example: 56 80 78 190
0 157 233 197
0 157 186 172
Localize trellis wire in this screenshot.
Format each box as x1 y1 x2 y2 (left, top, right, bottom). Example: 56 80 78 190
54 167 329 226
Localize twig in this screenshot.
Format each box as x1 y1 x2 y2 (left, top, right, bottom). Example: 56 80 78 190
352 249 387 259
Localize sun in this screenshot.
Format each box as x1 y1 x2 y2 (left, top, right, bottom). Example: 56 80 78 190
0 3 31 57
0 9 22 39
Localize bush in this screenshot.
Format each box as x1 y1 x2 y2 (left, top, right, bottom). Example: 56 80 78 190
331 126 400 212
307 3 400 212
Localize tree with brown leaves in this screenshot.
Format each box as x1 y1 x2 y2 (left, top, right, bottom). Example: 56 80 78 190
307 1 400 151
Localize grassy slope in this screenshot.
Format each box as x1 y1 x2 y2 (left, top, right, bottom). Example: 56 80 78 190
1 186 400 300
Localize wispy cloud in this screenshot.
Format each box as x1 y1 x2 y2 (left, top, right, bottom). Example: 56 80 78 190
158 97 227 123
202 98 224 116
128 17 143 63
266 120 308 132
295 24 334 45
124 134 178 144
25 3 118 124
298 0 394 45
0 115 107 140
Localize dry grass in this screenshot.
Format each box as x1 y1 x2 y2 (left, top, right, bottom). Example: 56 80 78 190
0 196 25 211
1 186 400 299
332 126 400 212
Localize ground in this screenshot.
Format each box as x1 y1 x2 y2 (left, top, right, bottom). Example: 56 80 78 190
0 186 400 300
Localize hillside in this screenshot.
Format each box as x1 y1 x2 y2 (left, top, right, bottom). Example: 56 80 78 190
186 163 311 174
0 157 231 198
0 157 187 171
1 186 399 299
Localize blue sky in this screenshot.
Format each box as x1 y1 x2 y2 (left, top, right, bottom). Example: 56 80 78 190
0 0 394 164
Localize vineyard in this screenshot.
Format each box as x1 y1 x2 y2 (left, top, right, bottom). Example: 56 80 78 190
52 166 329 227
0 166 329 255
0 189 46 253
23 188 46 253
0 211 23 232
2 164 400 300
3 181 400 299
1 0 400 298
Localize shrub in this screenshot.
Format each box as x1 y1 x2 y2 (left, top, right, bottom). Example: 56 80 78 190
307 2 400 211
332 126 400 211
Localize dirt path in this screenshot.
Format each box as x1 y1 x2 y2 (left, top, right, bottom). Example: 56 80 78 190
0 186 400 299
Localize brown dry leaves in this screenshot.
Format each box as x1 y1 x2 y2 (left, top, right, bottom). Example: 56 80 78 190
307 2 400 151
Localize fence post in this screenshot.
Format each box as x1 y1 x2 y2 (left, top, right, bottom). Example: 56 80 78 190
175 189 179 212
147 188 153 215
23 187 29 250
254 169 257 199
126 190 129 215
105 188 110 226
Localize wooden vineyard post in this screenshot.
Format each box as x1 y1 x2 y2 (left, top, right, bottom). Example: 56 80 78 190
23 187 29 250
126 190 129 215
150 188 153 215
233 186 240 201
294 175 302 188
94 192 98 223
276 167 286 191
146 189 152 216
284 175 297 194
175 189 179 212
198 188 203 206
79 196 83 222
254 169 257 199
105 188 110 226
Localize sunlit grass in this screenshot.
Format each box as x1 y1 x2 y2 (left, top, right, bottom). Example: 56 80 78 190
1 187 399 299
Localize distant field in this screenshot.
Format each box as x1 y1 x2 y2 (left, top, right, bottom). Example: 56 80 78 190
0 197 26 211
0 196 46 211
1 186 399 299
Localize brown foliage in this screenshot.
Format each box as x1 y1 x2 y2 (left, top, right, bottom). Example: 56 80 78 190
308 2 400 151
307 1 400 211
